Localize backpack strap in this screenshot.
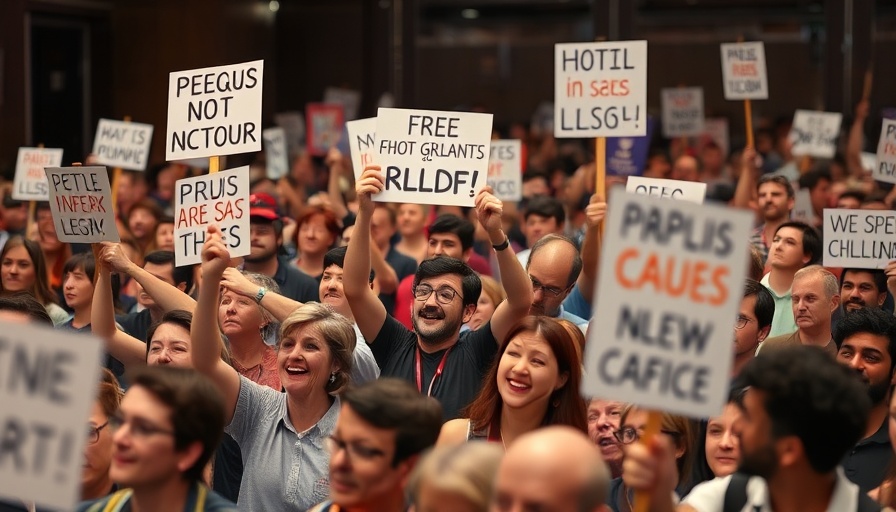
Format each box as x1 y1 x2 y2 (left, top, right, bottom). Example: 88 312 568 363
723 473 751 512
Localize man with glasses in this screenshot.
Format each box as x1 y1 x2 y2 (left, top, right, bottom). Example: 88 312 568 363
749 174 795 266
345 167 532 420
526 234 588 330
732 279 775 378
78 366 236 511
310 378 442 512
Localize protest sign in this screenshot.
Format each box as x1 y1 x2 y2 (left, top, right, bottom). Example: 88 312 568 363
823 208 896 268
13 147 63 201
346 117 378 180
274 111 306 155
306 103 345 157
44 166 119 243
720 42 768 100
0 322 102 510
174 166 250 266
91 119 154 171
582 190 751 417
374 107 493 207
789 110 842 158
166 60 263 160
661 87 704 138
875 119 896 184
324 86 361 121
626 176 706 204
487 140 522 202
607 116 655 176
554 40 648 138
262 127 289 180
791 189 817 225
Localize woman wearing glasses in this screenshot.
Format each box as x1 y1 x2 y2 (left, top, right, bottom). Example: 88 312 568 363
192 225 356 512
610 405 694 512
82 368 122 501
435 315 587 448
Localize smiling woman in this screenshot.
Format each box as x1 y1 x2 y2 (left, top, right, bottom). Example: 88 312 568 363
0 236 68 325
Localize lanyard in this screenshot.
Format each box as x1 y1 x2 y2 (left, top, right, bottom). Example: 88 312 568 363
415 346 452 397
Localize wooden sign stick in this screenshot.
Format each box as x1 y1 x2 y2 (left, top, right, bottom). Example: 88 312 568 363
744 99 754 148
595 137 606 236
209 156 220 174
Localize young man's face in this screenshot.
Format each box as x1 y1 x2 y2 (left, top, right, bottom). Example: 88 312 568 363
245 222 280 263
757 182 793 222
320 264 349 316
734 294 767 357
411 274 473 347
841 270 887 313
768 227 808 270
427 233 465 260
736 389 778 478
63 265 95 310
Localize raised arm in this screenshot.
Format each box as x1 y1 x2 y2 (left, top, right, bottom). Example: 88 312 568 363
343 166 388 342
576 194 607 304
191 225 241 424
221 267 301 323
476 187 533 343
733 146 759 210
91 245 147 367
100 242 196 312
370 242 399 294
325 147 350 221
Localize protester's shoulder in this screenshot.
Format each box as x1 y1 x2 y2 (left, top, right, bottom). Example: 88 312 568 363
202 488 239 511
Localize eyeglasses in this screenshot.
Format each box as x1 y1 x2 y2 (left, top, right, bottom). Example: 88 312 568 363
87 422 109 445
413 283 462 305
613 426 682 445
529 276 565 298
326 436 386 461
108 414 176 439
734 315 753 330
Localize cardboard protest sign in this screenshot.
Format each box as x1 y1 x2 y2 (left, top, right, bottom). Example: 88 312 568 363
44 166 119 243
554 40 648 138
582 190 751 417
0 322 102 510
174 166 250 266
789 110 842 158
791 189 817 225
346 117 378 180
306 103 345 157
626 177 706 204
607 116 655 176
823 208 896 268
374 107 493 207
91 118 154 171
661 87 704 138
324 86 361 121
12 147 63 201
875 119 896 184
720 42 768 100
166 60 264 160
262 127 289 180
487 140 522 202
274 111 306 155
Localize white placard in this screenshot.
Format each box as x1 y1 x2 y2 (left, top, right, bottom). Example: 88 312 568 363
346 117 378 180
626 176 706 204
324 86 361 121
875 119 896 184
720 42 768 100
166 60 264 160
0 322 102 510
791 188 817 225
174 166 251 266
789 110 843 158
274 111 306 155
374 108 493 207
554 40 648 138
44 166 119 243
661 87 705 138
262 127 289 180
12 147 63 201
487 140 522 202
823 208 896 268
583 190 751 418
91 118 154 171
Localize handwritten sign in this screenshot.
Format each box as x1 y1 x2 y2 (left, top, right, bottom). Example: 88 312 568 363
174 166 250 266
306 103 345 157
374 107 493 207
91 119 154 171
487 140 522 202
0 322 102 510
661 87 704 138
607 116 655 177
44 166 119 243
823 208 896 268
263 127 289 180
720 42 768 100
346 117 378 180
875 119 896 184
626 176 706 204
166 60 264 160
324 87 361 121
274 110 306 155
554 40 648 138
583 190 751 417
789 110 842 158
12 147 63 201
792 189 817 225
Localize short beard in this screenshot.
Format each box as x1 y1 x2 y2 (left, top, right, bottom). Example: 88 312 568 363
868 379 890 405
243 247 277 264
738 442 778 479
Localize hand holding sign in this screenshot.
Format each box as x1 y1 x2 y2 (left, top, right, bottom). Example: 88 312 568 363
201 225 233 278
98 242 137 275
474 186 504 236
584 194 608 229
356 165 385 214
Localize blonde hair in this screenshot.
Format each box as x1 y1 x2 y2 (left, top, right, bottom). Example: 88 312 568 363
279 302 356 394
478 275 507 307
408 443 504 510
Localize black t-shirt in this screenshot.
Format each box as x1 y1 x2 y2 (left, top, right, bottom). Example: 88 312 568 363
59 320 126 380
275 257 319 303
378 247 417 316
370 315 498 420
115 309 153 343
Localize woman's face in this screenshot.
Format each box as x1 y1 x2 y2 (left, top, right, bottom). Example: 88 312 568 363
147 323 192 368
218 289 267 340
298 215 336 257
705 403 742 477
82 401 113 493
496 331 566 412
1 246 36 292
467 292 497 331
277 323 338 397
155 223 175 252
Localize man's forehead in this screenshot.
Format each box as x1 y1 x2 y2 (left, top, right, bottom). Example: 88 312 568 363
843 271 876 284
429 232 460 244
322 264 344 276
